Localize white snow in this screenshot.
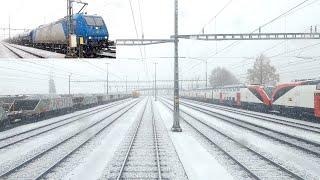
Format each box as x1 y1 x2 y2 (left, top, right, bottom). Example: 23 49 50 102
6 43 65 58
63 100 145 180
0 100 128 139
175 101 320 178
0 101 135 171
155 101 234 180
181 100 320 144
0 43 17 58
183 99 320 129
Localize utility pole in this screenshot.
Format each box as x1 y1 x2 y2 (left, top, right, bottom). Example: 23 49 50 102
106 63 110 94
68 73 72 95
154 62 158 101
66 0 74 57
205 59 208 88
8 16 10 41
172 0 182 132
126 76 128 93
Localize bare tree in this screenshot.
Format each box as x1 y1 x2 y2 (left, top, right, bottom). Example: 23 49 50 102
247 54 279 86
209 67 239 87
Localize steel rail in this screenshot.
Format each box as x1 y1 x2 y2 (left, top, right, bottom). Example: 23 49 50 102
0 99 140 178
151 100 162 180
116 98 149 180
182 98 320 133
33 99 142 180
1 43 23 58
160 98 304 180
159 99 260 180
5 43 45 58
178 100 320 157
0 100 131 150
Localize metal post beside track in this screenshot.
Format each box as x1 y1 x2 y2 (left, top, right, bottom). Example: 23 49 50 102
154 62 158 101
106 63 109 95
172 0 182 132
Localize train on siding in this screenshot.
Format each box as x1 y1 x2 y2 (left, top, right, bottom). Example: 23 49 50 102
181 79 320 120
0 93 131 129
8 13 113 57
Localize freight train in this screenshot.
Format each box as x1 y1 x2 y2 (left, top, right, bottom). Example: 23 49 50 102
0 93 131 129
181 79 320 120
8 13 112 57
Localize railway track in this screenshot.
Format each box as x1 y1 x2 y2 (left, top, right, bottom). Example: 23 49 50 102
107 98 164 179
0 99 131 150
174 99 320 158
183 98 320 133
1 43 45 58
160 98 306 180
0 98 141 179
1 43 23 58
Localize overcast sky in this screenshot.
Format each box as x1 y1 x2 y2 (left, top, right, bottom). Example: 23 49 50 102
0 0 320 95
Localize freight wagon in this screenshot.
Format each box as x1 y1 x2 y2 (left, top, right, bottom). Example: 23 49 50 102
8 96 73 122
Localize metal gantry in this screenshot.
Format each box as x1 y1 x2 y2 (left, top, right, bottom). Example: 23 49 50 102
116 39 174 46
174 32 320 41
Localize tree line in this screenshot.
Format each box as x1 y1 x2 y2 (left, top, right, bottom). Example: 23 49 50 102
209 54 279 87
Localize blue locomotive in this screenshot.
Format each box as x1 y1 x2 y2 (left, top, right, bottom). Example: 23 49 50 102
9 13 110 57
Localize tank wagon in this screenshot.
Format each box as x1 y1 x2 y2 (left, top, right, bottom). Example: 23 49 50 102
9 13 110 57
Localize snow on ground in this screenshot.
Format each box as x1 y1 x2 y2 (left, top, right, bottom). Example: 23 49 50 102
0 43 17 58
8 43 65 58
155 101 234 180
0 100 135 174
182 100 320 144
62 99 146 180
0 100 129 139
183 98 320 129
176 102 320 178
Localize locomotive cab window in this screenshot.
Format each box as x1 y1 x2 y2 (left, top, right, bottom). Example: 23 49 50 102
84 16 105 27
84 16 96 26
94 17 105 26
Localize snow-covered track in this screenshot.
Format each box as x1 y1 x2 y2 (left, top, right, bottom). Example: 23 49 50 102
1 43 23 58
0 99 130 150
178 100 320 158
1 43 45 58
183 98 320 133
160 99 304 180
0 99 141 179
112 98 163 179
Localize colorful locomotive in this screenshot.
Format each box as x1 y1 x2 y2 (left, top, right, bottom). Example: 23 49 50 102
8 13 110 57
181 79 320 120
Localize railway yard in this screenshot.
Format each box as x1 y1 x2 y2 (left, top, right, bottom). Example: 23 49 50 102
0 42 116 59
0 96 319 180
